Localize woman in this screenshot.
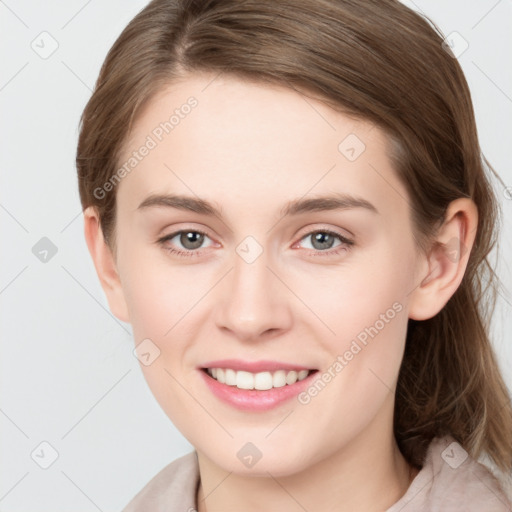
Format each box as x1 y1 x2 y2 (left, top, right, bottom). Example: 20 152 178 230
76 0 512 510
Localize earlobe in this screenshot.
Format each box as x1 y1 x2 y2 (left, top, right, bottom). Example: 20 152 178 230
83 206 130 323
408 198 478 321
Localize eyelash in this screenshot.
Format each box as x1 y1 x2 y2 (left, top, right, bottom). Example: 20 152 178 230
157 228 354 258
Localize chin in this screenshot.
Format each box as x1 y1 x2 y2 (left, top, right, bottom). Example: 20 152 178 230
202 444 315 478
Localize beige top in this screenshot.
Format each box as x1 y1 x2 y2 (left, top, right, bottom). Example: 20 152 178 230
122 435 512 511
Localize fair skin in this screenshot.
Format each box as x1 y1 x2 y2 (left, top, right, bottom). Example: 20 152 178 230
84 73 477 511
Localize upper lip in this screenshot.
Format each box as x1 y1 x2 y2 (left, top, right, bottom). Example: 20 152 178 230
200 359 315 373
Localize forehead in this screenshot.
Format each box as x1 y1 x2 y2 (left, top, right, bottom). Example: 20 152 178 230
116 73 408 219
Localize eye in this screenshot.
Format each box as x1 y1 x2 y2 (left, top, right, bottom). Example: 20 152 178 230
157 229 215 257
157 227 354 258
294 229 354 256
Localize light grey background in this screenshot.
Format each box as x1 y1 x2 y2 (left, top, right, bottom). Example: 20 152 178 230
1 1 511 510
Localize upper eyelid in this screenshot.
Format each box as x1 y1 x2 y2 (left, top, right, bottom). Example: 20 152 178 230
296 226 353 242
159 226 353 249
159 221 353 239
158 228 213 246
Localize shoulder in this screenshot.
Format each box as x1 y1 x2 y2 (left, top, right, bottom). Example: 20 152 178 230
121 451 199 512
388 436 512 512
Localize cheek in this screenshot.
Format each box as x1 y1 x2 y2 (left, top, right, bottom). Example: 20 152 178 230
294 301 409 459
119 244 204 341
120 254 207 434
119 248 214 396
291 239 414 347
340 303 409 391
294 244 413 414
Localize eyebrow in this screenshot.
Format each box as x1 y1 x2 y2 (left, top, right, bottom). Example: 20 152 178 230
137 192 379 217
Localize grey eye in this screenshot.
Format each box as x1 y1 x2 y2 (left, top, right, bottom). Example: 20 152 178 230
311 232 336 250
177 231 206 250
302 231 342 251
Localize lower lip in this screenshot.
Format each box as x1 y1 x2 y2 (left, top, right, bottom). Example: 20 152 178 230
199 369 317 411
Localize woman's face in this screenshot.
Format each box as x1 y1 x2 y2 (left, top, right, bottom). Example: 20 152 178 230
112 73 424 475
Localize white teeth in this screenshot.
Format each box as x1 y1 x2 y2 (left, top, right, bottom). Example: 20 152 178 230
254 372 273 390
236 371 254 389
206 367 312 389
272 370 287 388
298 370 309 380
286 370 298 385
225 368 237 386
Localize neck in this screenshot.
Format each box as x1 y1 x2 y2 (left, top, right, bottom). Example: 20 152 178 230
196 405 417 512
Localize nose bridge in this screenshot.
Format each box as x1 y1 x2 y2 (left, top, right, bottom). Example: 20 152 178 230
214 237 291 339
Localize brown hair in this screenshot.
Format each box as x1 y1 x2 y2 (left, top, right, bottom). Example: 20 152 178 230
76 0 512 473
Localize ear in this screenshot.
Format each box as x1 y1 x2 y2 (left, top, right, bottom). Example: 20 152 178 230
408 198 478 321
83 206 130 323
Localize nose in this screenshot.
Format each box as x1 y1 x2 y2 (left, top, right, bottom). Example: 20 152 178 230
213 245 293 343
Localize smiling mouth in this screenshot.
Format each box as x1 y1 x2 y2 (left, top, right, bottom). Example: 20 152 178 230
202 367 318 390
